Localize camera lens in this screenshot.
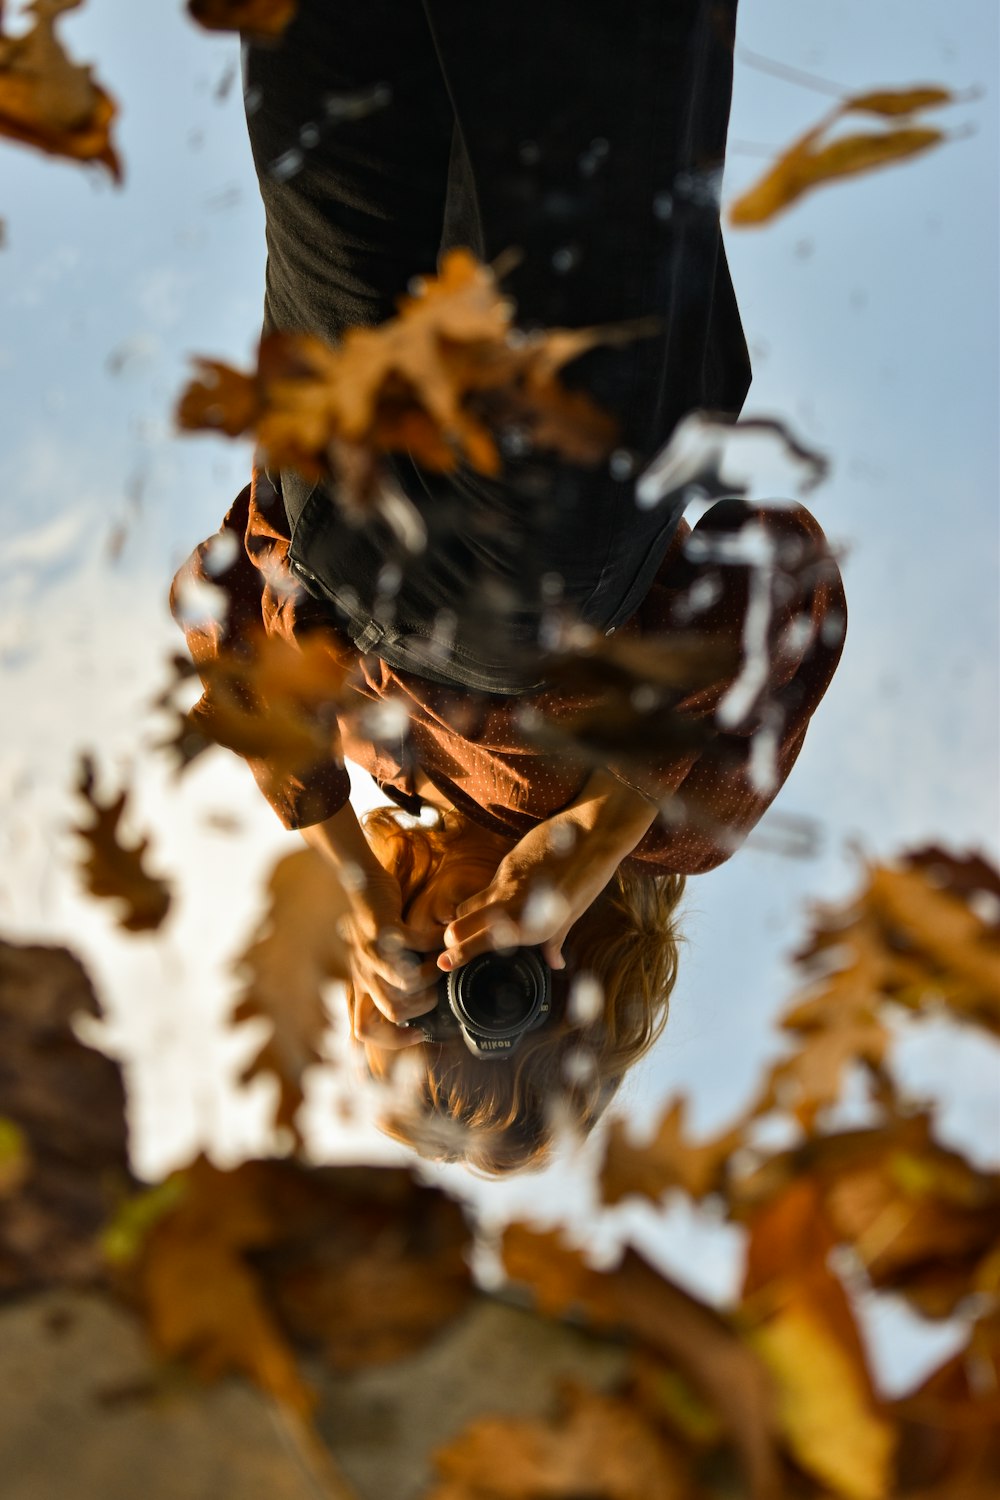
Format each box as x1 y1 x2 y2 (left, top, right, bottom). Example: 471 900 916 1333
449 950 548 1038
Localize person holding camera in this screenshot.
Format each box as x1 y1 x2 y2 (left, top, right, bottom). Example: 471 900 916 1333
173 0 846 1171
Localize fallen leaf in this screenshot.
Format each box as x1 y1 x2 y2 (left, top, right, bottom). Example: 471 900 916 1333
502 1226 780 1500
130 1159 472 1412
733 1117 1000 1322
750 1296 895 1500
729 82 958 227
0 0 121 178
600 1097 744 1207
187 0 298 38
231 847 351 1132
73 755 172 933
0 937 129 1295
427 1382 690 1500
740 1180 896 1500
133 1157 315 1416
265 1167 473 1372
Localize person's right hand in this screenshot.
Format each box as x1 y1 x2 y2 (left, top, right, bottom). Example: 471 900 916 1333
340 865 440 1028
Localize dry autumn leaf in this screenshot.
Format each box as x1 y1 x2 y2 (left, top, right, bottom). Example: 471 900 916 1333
177 248 623 511
131 1156 316 1416
187 0 298 39
739 1179 895 1500
231 847 351 1132
502 1225 781 1500
427 1382 690 1500
748 847 1000 1131
732 1115 1000 1322
74 755 172 933
729 83 958 227
0 0 121 178
600 1097 744 1207
128 1158 472 1413
0 937 129 1295
161 629 349 790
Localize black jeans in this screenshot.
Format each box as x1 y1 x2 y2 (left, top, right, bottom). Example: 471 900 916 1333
243 0 750 691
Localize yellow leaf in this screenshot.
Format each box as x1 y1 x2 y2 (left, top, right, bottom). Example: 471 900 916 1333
0 0 121 179
845 85 955 117
750 1296 895 1500
730 124 944 227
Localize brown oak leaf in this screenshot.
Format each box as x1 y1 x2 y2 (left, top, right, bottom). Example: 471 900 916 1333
230 847 351 1133
0 0 121 178
74 756 172 933
600 1097 744 1207
161 630 349 790
732 1116 1000 1322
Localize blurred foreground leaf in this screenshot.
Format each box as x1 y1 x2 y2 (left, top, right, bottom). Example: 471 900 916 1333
177 249 623 512
126 1159 472 1412
427 1382 691 1500
0 937 128 1295
0 0 121 179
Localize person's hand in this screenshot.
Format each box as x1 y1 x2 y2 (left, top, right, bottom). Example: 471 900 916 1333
438 772 660 974
340 865 440 1028
437 812 618 973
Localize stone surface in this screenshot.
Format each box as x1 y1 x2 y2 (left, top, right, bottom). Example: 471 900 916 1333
0 1289 628 1500
0 1290 320 1500
314 1295 629 1500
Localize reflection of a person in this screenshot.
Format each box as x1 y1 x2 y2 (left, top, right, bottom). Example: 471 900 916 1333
172 1 846 1171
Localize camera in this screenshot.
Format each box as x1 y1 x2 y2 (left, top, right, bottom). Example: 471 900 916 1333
403 947 552 1060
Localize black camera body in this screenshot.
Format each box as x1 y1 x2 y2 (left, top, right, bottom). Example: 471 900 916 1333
404 947 552 1060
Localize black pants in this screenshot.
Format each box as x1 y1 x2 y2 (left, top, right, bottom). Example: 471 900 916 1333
243 0 750 691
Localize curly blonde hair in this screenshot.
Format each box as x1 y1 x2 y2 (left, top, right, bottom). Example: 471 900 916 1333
360 805 685 1175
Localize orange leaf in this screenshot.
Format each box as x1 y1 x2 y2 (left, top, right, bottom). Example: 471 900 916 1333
134 1159 473 1408
177 249 625 511
0 0 121 179
845 85 956 118
427 1383 690 1500
136 1158 316 1416
164 630 349 787
730 123 944 226
73 756 171 933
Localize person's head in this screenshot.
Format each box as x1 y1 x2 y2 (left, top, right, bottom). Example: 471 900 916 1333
357 805 685 1175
